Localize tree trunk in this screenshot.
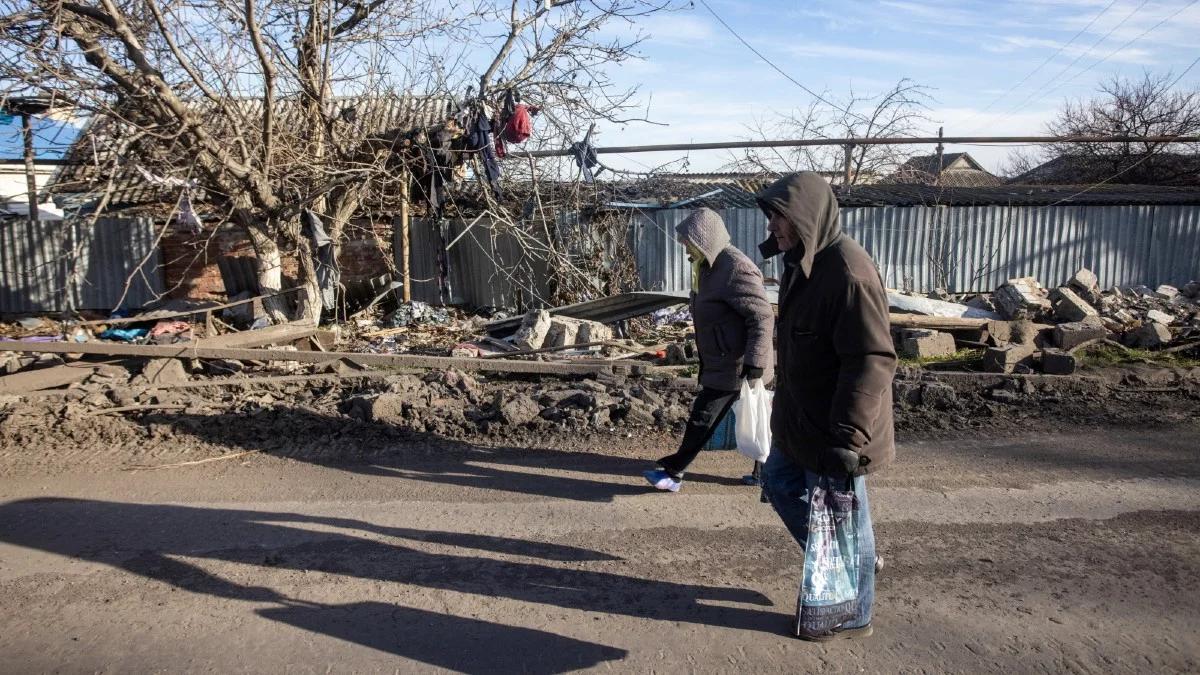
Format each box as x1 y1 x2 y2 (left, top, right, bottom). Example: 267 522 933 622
293 235 321 325
245 219 291 324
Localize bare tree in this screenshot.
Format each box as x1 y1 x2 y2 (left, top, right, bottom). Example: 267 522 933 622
727 79 934 185
0 0 674 321
1009 72 1200 185
998 147 1041 181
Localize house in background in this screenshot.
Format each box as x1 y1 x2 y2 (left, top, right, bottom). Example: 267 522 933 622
1009 153 1200 186
0 163 57 205
888 152 1002 187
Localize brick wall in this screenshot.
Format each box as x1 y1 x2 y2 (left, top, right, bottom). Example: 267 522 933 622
340 217 396 281
158 217 395 301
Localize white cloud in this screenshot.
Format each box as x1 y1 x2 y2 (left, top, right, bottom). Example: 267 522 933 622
786 43 940 67
624 13 716 46
984 35 1157 65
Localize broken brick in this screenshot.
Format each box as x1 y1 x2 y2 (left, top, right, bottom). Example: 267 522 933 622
1054 319 1106 350
982 343 1036 374
899 329 957 359
1050 287 1099 322
1041 348 1077 375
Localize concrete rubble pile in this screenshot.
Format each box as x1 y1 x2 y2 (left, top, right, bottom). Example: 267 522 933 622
891 268 1200 375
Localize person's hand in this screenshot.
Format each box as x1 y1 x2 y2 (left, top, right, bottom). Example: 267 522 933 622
740 364 764 380
821 447 862 477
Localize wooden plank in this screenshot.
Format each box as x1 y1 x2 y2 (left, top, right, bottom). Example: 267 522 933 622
889 313 991 330
73 287 304 327
0 364 97 394
198 322 317 349
0 341 620 376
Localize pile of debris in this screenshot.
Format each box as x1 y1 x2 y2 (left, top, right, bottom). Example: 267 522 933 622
344 369 692 438
891 270 1200 375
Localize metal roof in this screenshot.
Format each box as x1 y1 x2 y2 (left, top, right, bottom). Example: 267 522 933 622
49 95 457 209
485 291 690 337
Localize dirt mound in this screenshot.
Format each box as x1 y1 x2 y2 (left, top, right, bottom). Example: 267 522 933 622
1 365 1196 476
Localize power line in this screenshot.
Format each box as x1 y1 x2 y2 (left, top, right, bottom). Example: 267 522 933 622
1062 0 1200 87
694 0 874 132
962 0 1118 133
1167 56 1200 89
996 0 1151 124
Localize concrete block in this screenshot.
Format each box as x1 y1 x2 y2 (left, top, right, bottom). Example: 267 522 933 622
1110 308 1137 326
1127 322 1172 349
513 310 551 350
1145 309 1174 325
1050 287 1099 322
985 319 1013 346
1154 285 1180 301
994 277 1051 320
544 317 581 349
1041 348 1077 375
576 320 613 345
1068 268 1101 304
965 295 997 313
899 329 957 359
1054 320 1107 350
982 344 1036 374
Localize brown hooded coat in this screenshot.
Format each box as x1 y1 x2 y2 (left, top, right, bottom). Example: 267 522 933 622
756 173 896 476
674 208 775 392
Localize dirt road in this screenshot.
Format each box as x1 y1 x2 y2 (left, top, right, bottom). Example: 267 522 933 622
1 422 1198 673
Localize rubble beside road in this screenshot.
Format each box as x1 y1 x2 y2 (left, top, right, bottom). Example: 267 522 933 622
889 270 1200 374
0 349 1196 477
0 268 1196 478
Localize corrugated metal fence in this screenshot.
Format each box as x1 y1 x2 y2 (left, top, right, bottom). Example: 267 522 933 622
395 217 552 308
636 205 1200 293
0 217 164 313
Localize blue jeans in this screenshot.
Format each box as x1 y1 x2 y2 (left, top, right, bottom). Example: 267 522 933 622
762 446 876 629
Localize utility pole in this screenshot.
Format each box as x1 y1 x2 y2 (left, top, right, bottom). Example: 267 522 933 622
2 97 52 222
842 144 853 187
20 111 37 221
399 175 411 303
934 126 945 187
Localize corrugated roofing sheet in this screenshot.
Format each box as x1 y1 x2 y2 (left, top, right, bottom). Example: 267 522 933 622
50 95 456 209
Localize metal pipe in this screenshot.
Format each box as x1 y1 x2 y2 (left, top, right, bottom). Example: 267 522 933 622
513 135 1200 158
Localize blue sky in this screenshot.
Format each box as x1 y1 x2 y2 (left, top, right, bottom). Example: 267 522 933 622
0 115 78 160
594 0 1200 173
5 0 1198 176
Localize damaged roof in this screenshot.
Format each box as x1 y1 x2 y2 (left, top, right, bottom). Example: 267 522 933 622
48 95 457 210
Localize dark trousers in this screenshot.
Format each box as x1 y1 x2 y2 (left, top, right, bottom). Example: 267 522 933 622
657 387 739 479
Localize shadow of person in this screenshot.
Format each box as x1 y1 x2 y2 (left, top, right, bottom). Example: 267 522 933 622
0 498 783 661
258 601 627 674
140 408 659 502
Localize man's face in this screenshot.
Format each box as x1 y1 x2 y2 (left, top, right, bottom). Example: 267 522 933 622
767 210 799 252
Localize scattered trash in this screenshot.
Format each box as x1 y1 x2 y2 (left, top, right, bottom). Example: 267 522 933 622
385 301 450 328
651 306 692 325
99 327 150 342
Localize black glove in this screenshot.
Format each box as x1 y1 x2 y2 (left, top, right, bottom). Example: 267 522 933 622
741 364 764 380
821 447 864 477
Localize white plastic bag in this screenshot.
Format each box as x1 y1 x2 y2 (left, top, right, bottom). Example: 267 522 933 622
733 379 772 463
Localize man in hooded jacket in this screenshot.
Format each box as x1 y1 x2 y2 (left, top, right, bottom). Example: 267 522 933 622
643 207 774 492
755 172 896 641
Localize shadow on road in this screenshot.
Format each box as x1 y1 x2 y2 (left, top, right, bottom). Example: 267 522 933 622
138 407 751 499
0 498 781 671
